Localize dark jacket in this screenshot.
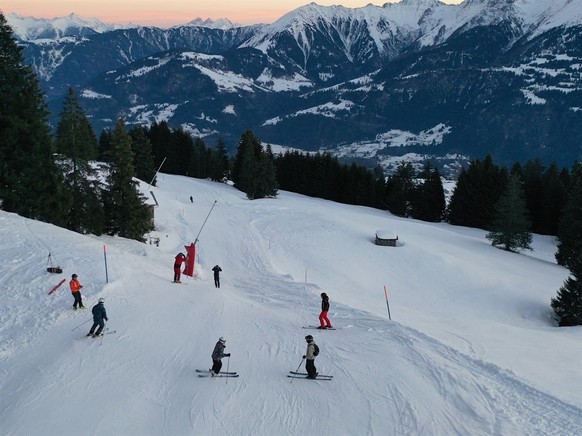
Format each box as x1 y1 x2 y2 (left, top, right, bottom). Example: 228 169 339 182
212 265 222 278
92 302 108 322
211 341 227 360
321 296 330 312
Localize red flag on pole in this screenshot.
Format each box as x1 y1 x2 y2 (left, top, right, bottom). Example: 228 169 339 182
183 243 196 277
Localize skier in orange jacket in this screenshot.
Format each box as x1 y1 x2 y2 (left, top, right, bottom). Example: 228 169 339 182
69 273 85 310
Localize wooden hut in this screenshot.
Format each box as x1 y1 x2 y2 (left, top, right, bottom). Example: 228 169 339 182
375 230 398 246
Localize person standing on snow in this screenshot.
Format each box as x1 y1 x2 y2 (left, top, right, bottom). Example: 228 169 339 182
87 298 108 337
212 265 222 288
303 335 318 379
318 292 333 329
69 273 85 310
211 337 231 375
173 253 186 283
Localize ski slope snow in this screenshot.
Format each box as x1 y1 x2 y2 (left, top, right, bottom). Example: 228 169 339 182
0 173 580 435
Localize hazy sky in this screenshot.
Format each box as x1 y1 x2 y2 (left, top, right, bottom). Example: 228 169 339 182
2 1 463 26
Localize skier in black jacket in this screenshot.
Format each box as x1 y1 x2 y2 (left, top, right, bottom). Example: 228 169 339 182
88 298 108 337
212 265 222 288
211 337 230 375
318 292 332 329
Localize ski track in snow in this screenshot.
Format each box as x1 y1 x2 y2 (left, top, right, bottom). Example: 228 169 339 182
0 175 581 435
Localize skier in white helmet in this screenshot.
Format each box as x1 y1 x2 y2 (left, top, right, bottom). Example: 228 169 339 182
211 337 231 375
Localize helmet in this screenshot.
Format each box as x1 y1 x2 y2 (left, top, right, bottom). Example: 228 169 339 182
98 298 105 303
219 337 226 343
305 335 313 341
321 292 327 297
72 274 78 278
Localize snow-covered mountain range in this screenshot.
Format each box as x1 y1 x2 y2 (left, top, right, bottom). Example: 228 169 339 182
6 12 133 41
7 0 582 170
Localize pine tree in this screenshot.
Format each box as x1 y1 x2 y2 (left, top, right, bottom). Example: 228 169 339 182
486 174 532 252
232 131 277 199
208 138 230 182
556 163 582 269
54 86 103 234
129 126 157 185
54 87 98 160
0 13 67 224
98 129 113 161
103 119 152 241
538 162 567 236
411 162 446 222
551 257 582 326
385 162 415 217
448 155 508 229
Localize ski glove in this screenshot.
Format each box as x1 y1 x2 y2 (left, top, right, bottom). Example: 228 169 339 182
302 355 306 359
226 353 231 357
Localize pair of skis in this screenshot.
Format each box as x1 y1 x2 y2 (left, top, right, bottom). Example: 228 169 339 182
196 369 239 378
302 326 337 330
84 329 116 339
288 371 333 381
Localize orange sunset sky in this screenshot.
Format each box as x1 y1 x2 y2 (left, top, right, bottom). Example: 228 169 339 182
2 1 463 26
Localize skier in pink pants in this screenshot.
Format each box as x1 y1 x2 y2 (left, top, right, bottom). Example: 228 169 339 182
318 292 332 329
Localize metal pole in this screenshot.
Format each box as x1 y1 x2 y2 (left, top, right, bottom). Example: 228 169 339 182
104 245 109 283
148 157 167 190
384 285 392 320
193 200 217 245
71 318 92 331
290 357 305 383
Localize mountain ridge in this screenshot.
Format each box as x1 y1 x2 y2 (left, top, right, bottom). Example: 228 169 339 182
6 0 582 171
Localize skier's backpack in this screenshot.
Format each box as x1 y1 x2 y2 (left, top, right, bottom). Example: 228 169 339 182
313 343 319 356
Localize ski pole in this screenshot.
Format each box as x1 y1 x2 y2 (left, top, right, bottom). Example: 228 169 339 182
226 354 230 384
290 357 305 384
71 318 92 331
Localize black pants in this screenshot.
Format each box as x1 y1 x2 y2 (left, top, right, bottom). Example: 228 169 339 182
306 359 317 377
89 319 105 336
211 359 222 374
214 277 220 288
174 265 181 282
72 292 83 309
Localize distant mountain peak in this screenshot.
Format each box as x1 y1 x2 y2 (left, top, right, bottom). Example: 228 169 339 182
6 12 133 41
181 17 240 30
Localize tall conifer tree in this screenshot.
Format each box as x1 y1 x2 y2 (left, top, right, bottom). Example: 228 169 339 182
129 126 157 185
448 155 508 229
486 174 532 252
551 256 582 327
54 87 103 234
555 163 582 269
103 119 152 241
232 131 277 199
0 13 66 224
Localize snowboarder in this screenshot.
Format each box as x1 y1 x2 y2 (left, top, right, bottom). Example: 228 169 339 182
69 273 85 310
173 252 186 283
303 335 318 379
318 292 333 329
212 265 222 288
211 337 231 375
88 298 108 337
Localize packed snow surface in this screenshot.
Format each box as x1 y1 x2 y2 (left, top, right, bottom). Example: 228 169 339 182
0 174 581 435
